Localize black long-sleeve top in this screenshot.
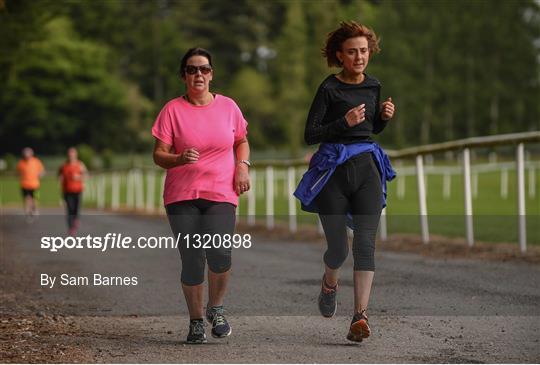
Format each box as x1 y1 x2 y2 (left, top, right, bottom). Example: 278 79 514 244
304 74 388 145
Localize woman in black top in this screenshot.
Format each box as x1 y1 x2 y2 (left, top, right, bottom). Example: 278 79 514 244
305 21 395 342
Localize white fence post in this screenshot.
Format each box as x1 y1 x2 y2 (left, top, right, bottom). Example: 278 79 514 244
425 154 434 166
472 171 478 199
89 176 95 205
126 170 134 209
91 176 97 202
500 168 508 199
443 172 451 200
528 166 536 199
247 169 256 226
488 151 497 164
111 172 120 210
146 170 156 213
135 169 144 210
397 163 405 200
266 166 274 230
416 155 429 244
287 166 297 233
463 148 474 247
97 174 106 210
516 143 527 253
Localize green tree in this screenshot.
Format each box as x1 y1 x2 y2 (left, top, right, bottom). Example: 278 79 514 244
65 0 190 105
369 0 539 145
0 0 61 77
0 17 150 154
304 0 343 92
227 67 279 148
2 0 539 154
274 1 309 156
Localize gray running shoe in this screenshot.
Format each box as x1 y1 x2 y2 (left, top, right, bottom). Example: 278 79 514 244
186 319 207 344
318 275 338 318
206 305 232 338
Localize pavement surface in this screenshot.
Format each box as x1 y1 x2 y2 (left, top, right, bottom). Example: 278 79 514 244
1 208 539 363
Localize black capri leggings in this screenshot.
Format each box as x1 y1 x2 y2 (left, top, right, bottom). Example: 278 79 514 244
166 199 236 286
315 152 382 271
64 192 81 229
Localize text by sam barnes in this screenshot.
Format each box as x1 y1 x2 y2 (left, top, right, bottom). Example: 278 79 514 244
41 273 138 288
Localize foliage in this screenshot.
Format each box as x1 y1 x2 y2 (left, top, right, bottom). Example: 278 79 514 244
0 16 152 154
275 0 309 156
101 148 114 170
369 0 540 147
227 68 279 148
77 144 96 170
1 0 538 156
2 153 17 171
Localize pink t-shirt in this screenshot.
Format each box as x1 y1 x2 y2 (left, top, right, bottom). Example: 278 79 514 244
152 94 248 206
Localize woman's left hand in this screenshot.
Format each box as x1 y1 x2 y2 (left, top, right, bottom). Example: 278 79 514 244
381 97 395 121
234 163 250 195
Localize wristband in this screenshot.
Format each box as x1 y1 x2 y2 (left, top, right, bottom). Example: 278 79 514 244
238 159 251 167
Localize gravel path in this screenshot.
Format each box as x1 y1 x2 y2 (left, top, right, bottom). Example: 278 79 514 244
2 208 539 363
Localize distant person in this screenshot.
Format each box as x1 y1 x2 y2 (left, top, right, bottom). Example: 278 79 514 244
58 147 87 236
16 147 45 221
152 47 250 344
295 21 396 342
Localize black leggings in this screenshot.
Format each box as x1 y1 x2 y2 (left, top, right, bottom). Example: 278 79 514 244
315 152 382 271
64 193 81 229
166 199 236 286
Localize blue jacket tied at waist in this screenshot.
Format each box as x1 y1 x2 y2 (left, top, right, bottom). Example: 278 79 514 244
294 142 396 213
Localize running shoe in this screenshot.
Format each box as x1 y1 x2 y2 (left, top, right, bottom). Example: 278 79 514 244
206 305 232 338
347 310 371 342
318 275 338 318
186 319 207 344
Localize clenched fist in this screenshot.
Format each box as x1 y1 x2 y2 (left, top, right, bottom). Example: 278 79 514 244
381 97 395 121
345 104 366 127
177 148 199 165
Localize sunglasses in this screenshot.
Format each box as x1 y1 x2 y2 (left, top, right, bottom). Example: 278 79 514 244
185 64 213 75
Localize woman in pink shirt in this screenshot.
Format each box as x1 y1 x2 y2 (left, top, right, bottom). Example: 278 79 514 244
152 48 250 344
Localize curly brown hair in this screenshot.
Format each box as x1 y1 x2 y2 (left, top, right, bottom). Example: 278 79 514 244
322 21 380 67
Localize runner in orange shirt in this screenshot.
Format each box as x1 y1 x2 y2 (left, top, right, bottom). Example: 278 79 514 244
58 147 88 235
16 147 45 221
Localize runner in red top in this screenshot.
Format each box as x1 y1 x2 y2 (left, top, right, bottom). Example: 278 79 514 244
58 147 87 235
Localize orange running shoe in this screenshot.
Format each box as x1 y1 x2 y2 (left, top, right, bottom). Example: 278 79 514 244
347 309 370 342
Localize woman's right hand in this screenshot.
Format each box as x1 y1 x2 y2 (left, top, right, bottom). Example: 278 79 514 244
177 148 199 165
345 104 366 127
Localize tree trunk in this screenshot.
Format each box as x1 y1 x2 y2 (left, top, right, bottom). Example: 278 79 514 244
466 56 476 137
489 94 499 135
445 107 454 141
421 103 431 145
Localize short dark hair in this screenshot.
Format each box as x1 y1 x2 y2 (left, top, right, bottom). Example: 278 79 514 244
322 21 380 67
179 47 213 77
